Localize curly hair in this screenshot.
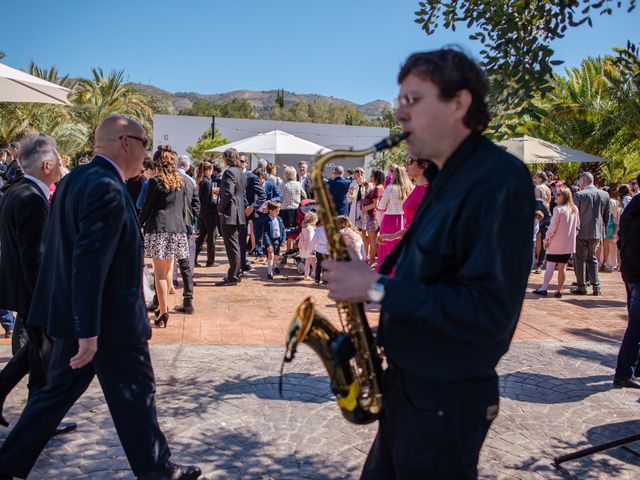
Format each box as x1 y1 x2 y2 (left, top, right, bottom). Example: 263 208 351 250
398 48 490 132
153 145 183 191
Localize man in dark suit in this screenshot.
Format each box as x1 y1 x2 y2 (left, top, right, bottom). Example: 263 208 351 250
327 165 351 215
195 161 219 267
217 148 247 286
241 155 266 271
324 49 534 479
0 142 24 194
0 134 74 433
0 117 201 480
175 155 200 314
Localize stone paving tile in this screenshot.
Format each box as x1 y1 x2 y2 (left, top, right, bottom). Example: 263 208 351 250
2 341 640 479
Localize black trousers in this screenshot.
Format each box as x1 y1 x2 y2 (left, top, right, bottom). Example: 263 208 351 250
221 224 242 281
361 367 498 480
11 313 29 355
239 221 250 269
0 317 52 402
176 257 193 302
315 252 329 282
0 338 170 478
195 216 217 264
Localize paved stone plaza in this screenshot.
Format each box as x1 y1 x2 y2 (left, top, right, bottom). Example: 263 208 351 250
0 258 638 479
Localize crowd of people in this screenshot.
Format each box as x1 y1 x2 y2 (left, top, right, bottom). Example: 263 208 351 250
530 170 639 298
0 48 638 480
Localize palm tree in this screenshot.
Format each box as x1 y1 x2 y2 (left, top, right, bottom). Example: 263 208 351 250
28 61 76 88
72 68 153 145
520 57 640 186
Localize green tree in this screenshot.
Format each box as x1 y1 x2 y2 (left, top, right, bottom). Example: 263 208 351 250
415 1 636 119
186 128 230 163
269 100 374 126
520 57 640 186
179 98 255 119
72 68 153 145
28 61 75 88
275 89 285 109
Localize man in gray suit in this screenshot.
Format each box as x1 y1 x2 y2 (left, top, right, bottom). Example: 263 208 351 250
217 148 247 286
572 172 610 296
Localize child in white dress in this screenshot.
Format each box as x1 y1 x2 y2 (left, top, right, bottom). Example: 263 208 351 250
297 211 318 280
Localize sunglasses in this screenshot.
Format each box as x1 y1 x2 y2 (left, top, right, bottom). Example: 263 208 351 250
119 135 149 148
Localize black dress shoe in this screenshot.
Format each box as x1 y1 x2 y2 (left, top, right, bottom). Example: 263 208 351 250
613 378 640 389
593 287 602 296
571 287 588 295
52 422 77 436
138 460 202 480
175 304 195 314
532 288 547 296
215 277 238 286
242 264 252 272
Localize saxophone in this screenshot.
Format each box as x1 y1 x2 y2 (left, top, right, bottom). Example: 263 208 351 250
281 133 408 425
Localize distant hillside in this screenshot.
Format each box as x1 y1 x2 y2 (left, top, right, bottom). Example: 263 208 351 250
129 84 391 118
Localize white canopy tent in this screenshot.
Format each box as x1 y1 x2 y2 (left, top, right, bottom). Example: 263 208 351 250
498 135 607 163
0 62 71 105
206 129 332 156
498 135 606 164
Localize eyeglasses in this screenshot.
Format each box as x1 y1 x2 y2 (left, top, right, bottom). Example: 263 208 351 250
396 92 422 107
119 135 148 148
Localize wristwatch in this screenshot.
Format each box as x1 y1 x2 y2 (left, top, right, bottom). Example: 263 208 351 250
367 278 386 304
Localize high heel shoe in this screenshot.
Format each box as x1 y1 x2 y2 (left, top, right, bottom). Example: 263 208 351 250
155 311 169 328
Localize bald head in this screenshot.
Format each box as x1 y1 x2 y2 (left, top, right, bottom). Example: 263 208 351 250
94 115 148 179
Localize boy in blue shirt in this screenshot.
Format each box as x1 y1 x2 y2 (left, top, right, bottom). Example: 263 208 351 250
263 201 286 279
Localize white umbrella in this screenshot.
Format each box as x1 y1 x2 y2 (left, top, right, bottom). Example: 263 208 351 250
0 62 71 105
205 129 331 155
498 135 606 164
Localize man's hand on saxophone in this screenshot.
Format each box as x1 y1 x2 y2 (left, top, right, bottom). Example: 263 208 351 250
323 246 381 303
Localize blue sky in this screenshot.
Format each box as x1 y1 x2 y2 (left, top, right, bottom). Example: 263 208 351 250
3 1 638 104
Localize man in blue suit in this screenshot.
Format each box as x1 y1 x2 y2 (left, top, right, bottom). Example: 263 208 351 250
327 165 351 216
0 117 201 480
241 154 266 271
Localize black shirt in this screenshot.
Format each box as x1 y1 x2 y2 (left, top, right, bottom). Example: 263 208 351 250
379 131 535 380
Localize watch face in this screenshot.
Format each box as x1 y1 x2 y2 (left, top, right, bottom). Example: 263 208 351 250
368 284 385 303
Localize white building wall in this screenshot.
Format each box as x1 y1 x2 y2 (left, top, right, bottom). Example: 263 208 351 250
152 115 391 172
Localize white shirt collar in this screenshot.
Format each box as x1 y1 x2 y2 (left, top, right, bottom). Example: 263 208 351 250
24 175 50 200
97 154 125 182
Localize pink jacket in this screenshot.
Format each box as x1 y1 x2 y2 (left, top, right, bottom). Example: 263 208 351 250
546 204 580 254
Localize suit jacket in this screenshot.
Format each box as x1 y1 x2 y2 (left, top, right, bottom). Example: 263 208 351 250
245 170 267 218
217 166 247 226
574 185 610 240
0 159 24 194
264 181 282 203
179 171 200 232
29 156 150 344
327 176 351 215
139 176 188 234
198 176 218 221
262 214 286 247
126 175 146 208
0 178 49 316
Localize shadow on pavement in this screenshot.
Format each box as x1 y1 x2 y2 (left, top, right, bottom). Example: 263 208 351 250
499 372 612 403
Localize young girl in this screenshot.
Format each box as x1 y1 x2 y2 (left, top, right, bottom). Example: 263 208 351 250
297 211 318 280
311 220 329 284
336 215 365 260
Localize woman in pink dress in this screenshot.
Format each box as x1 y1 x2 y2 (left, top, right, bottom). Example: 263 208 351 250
378 157 429 249
376 166 414 271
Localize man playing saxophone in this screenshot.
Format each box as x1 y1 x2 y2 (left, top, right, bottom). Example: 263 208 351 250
323 49 535 479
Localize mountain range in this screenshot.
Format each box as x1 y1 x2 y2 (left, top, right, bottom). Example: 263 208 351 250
129 83 391 118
